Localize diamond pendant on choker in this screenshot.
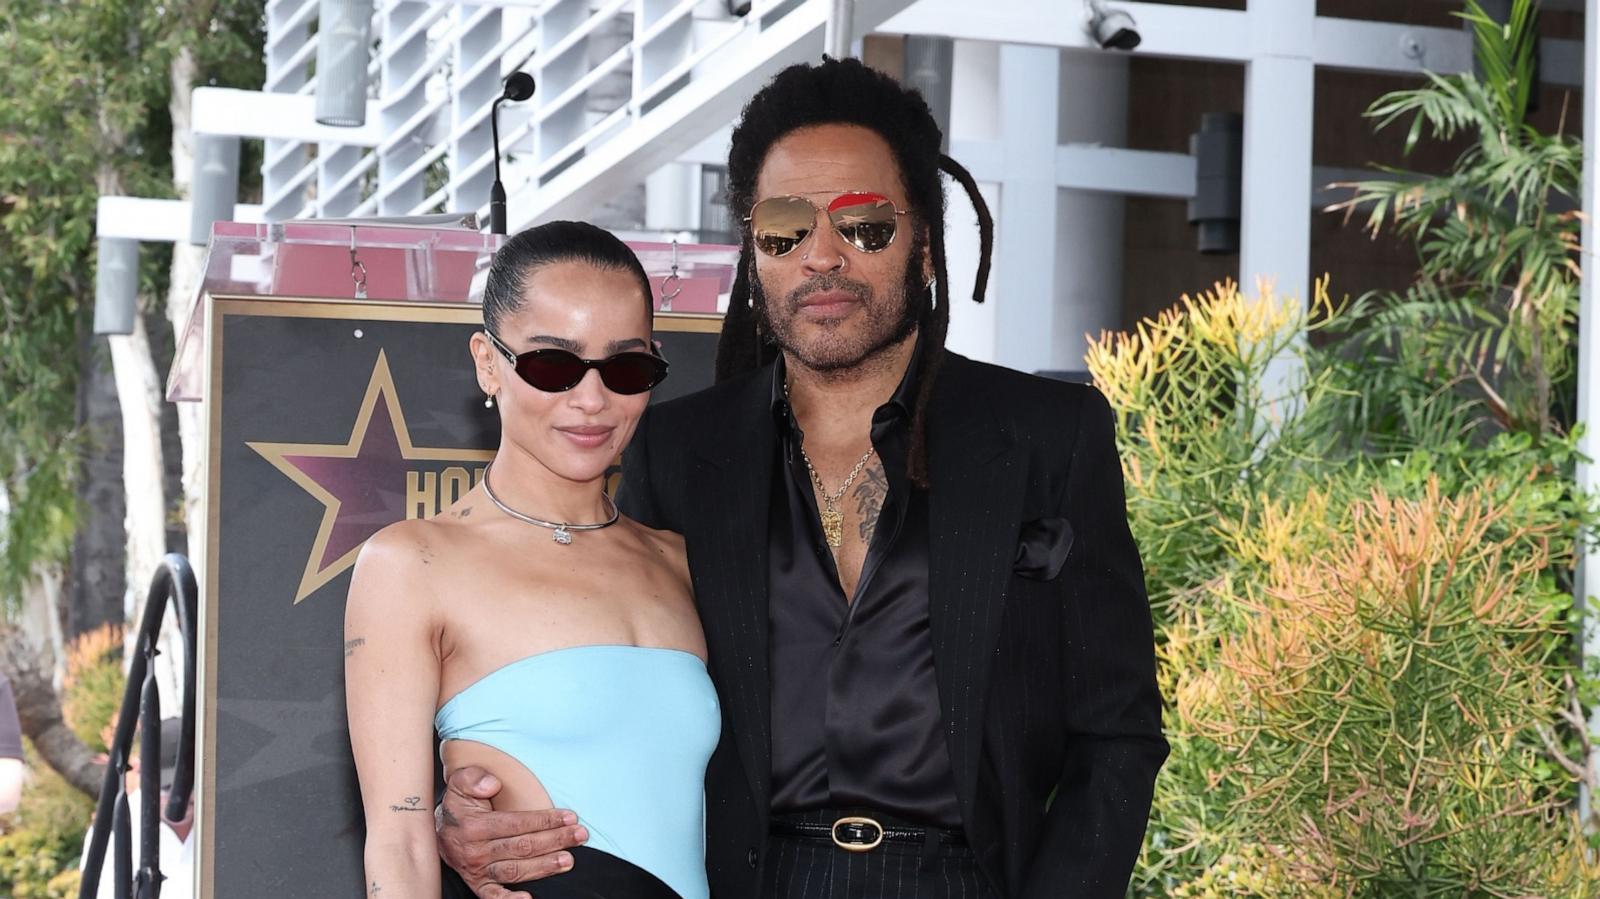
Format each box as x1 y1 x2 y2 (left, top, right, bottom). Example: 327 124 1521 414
480 462 620 544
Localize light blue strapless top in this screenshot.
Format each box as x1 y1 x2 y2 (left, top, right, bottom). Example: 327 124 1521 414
435 645 721 899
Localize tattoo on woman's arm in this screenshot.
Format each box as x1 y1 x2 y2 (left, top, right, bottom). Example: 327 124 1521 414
345 638 366 658
389 796 427 813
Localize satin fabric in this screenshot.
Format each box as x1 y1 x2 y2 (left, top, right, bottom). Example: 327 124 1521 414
766 345 962 829
1012 516 1074 581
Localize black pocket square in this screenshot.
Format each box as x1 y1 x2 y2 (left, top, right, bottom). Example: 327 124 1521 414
1014 516 1074 581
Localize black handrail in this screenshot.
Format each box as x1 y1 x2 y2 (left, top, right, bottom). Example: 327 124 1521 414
78 553 198 899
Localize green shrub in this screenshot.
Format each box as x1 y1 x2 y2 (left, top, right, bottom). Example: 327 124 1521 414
1093 282 1599 897
61 623 125 755
0 741 94 899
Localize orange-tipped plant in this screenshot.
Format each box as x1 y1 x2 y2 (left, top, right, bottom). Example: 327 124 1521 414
1093 279 1597 897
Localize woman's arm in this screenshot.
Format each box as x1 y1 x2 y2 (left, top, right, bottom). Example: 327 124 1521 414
346 523 444 899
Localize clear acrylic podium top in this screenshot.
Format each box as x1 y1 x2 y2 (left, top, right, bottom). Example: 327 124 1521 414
168 220 738 401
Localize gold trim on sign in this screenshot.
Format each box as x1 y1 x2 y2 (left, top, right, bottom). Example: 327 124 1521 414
208 294 726 333
199 296 224 899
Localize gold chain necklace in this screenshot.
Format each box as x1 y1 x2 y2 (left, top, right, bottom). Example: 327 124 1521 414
798 444 876 549
784 377 875 548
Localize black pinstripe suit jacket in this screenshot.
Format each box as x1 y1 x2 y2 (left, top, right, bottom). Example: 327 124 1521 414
618 352 1167 899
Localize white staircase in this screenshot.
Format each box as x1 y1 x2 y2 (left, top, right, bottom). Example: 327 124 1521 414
212 0 919 230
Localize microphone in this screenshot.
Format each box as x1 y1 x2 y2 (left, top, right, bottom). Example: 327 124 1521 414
490 72 537 235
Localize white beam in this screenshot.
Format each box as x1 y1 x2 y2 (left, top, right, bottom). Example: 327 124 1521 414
957 139 1372 210
1240 0 1314 302
193 87 384 146
97 197 265 243
1056 52 1130 374
954 139 1195 199
991 44 1061 375
1057 145 1195 198
1310 18 1472 76
1242 0 1315 421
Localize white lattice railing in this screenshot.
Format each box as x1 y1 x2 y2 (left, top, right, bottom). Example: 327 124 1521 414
255 0 804 226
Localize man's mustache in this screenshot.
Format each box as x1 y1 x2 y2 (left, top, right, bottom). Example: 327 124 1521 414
785 274 871 310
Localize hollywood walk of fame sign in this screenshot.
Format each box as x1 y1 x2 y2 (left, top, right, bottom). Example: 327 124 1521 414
202 297 502 898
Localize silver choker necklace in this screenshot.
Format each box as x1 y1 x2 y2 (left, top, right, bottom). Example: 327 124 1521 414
480 462 620 545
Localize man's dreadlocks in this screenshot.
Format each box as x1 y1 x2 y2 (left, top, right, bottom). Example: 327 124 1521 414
715 56 994 487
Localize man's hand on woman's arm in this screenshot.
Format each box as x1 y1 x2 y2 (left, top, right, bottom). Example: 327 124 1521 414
436 765 589 899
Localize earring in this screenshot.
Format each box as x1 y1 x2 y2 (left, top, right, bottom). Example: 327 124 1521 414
484 394 495 409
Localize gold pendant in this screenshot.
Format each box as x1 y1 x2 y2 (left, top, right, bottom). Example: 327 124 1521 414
820 510 844 548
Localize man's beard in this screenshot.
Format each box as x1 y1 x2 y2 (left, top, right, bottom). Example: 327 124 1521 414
752 253 925 374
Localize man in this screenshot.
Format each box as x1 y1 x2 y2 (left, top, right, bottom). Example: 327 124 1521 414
438 57 1167 898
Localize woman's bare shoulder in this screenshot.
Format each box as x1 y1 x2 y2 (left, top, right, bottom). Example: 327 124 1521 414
358 517 446 564
348 518 450 611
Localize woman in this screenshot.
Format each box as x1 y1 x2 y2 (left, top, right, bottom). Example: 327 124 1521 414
345 221 717 899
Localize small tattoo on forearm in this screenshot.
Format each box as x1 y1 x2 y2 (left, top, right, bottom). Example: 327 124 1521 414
370 882 382 896
344 638 366 657
390 796 426 812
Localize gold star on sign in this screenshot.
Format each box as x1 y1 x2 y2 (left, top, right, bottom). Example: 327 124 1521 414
247 351 494 604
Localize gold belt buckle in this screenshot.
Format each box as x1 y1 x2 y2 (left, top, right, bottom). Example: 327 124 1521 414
830 816 885 852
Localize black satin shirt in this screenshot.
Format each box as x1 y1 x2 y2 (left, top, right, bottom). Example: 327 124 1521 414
766 349 963 828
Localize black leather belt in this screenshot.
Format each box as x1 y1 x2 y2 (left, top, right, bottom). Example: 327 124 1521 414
770 815 968 852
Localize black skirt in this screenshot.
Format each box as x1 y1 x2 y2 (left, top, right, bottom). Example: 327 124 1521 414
443 846 684 899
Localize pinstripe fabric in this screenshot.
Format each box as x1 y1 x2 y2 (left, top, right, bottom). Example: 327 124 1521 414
761 836 998 899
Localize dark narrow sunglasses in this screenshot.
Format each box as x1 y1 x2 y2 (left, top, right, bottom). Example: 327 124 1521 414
485 331 668 395
745 191 909 257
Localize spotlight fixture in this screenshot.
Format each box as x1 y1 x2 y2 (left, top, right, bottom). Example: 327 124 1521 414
1187 112 1243 255
314 0 376 127
94 238 139 336
188 134 241 246
1085 0 1141 51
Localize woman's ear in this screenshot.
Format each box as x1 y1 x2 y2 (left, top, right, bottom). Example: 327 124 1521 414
469 331 501 397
